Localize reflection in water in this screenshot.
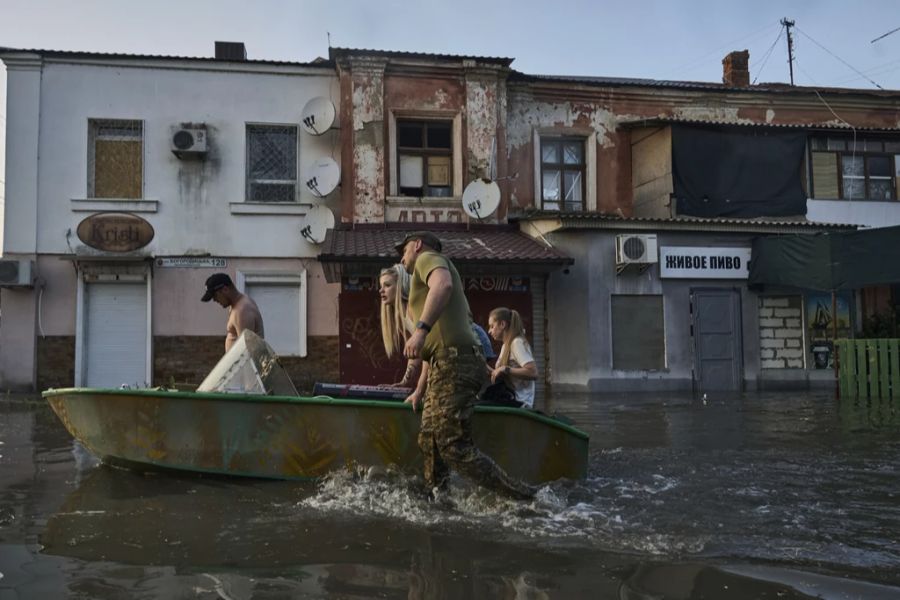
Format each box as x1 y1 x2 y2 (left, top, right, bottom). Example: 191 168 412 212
2 391 900 598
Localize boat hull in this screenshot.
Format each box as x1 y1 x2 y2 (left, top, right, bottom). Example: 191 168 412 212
43 388 589 484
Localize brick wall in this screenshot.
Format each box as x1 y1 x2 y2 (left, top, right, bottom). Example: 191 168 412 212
758 296 805 369
36 336 76 389
152 335 339 393
281 336 340 394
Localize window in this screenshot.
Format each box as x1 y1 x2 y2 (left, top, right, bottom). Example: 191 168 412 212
88 119 143 199
540 137 585 211
246 125 298 202
809 135 899 201
611 295 665 370
397 120 452 197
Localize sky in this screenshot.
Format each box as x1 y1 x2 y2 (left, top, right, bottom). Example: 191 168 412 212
0 0 899 89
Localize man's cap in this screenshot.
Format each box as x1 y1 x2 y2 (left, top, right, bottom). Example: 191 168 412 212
394 231 442 255
201 272 234 302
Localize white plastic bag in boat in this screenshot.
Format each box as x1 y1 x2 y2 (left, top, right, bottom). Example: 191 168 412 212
196 331 298 396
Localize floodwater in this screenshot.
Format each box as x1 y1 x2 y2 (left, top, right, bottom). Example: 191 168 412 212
1 391 899 599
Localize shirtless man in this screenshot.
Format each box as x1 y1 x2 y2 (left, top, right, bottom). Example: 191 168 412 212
200 273 265 352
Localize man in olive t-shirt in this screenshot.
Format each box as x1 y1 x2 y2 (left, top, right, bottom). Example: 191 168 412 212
397 231 535 501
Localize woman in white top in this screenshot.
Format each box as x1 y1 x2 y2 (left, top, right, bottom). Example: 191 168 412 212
487 307 538 408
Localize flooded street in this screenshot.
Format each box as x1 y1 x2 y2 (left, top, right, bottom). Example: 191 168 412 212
1 391 899 599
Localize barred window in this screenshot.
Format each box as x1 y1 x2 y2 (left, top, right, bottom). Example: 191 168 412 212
246 124 298 202
88 119 143 199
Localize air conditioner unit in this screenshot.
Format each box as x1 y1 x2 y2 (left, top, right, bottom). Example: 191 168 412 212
171 127 208 157
616 234 658 269
0 259 34 287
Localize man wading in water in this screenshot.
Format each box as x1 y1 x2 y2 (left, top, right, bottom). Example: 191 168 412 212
201 273 265 353
397 231 536 501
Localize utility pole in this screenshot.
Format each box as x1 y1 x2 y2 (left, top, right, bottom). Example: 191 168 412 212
781 17 796 86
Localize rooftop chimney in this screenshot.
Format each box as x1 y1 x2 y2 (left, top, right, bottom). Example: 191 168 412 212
215 41 247 62
722 50 750 87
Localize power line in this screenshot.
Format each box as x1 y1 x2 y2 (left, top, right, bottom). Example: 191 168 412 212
752 24 785 84
666 21 781 78
795 26 884 90
871 25 900 44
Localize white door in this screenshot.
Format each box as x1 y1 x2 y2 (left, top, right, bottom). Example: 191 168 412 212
85 281 148 387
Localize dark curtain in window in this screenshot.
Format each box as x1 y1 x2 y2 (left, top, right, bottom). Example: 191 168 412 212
672 124 807 218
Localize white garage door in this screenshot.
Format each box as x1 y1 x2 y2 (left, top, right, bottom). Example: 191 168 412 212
245 282 302 356
85 281 148 388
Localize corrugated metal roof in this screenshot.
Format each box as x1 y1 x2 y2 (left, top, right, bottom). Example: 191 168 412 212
511 71 900 97
618 115 900 132
319 227 571 264
0 46 331 68
328 47 514 66
514 211 857 233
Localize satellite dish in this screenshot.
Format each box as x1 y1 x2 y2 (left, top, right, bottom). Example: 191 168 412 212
461 179 500 220
302 157 341 198
299 204 335 245
300 97 336 135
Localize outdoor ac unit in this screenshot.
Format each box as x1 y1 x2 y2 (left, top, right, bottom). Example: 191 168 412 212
0 259 34 287
616 234 658 265
171 127 208 157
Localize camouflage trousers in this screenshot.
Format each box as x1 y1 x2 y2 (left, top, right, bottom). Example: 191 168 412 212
419 346 535 500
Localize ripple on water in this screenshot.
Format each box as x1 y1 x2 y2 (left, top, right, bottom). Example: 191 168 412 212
298 466 709 557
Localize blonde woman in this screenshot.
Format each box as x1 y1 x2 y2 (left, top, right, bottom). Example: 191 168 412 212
487 307 538 408
378 264 420 387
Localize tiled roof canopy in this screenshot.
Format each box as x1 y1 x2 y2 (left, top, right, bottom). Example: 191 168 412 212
318 226 572 282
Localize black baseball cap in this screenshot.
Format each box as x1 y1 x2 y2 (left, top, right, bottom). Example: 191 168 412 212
394 231 443 255
201 273 234 302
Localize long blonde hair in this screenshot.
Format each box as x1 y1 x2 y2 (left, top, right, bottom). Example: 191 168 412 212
490 307 531 367
380 264 411 357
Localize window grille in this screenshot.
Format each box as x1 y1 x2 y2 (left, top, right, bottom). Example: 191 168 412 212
247 125 298 202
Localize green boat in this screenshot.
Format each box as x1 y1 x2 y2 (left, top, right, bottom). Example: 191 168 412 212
43 332 588 484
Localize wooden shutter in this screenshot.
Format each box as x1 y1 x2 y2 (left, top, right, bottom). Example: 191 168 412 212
811 151 839 199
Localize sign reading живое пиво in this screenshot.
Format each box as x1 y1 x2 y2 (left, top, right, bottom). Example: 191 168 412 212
659 246 751 279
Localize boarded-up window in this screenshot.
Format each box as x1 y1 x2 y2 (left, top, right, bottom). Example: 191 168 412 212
611 295 665 370
811 152 839 199
247 124 298 202
88 120 143 199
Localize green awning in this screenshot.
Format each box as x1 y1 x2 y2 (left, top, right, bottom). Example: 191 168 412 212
748 225 900 292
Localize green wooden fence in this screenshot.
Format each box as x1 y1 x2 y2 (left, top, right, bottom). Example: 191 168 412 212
835 338 900 398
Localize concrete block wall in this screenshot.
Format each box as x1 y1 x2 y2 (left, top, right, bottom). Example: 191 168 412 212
758 296 804 369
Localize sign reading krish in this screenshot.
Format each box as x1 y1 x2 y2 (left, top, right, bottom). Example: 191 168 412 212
156 257 227 268
76 212 154 252
659 246 751 279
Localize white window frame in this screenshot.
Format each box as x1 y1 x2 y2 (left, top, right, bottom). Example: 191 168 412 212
87 118 145 199
388 110 463 199
533 128 596 211
245 123 300 203
236 270 307 357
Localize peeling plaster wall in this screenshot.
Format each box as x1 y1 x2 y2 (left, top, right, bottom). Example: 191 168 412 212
349 66 387 223
465 75 499 181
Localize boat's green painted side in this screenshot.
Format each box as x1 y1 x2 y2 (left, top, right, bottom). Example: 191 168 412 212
42 388 589 484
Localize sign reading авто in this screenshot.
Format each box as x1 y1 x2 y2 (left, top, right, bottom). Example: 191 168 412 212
156 257 227 268
659 246 751 279
76 212 154 252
